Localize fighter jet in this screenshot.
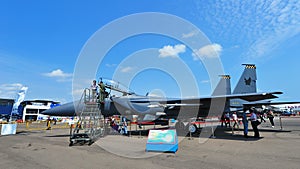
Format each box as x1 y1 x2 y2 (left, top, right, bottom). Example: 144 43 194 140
42 73 282 123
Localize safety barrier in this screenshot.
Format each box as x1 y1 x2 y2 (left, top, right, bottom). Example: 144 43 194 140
15 120 71 131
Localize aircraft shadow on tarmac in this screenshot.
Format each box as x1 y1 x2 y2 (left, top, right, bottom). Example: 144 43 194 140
44 134 71 138
123 126 292 142
197 126 291 141
39 126 292 143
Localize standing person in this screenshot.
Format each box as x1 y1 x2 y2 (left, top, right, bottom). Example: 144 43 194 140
232 112 239 129
221 113 226 127
250 110 260 138
98 80 106 103
259 111 266 123
90 80 98 102
110 117 119 132
121 116 128 135
242 110 249 138
53 117 57 125
267 110 275 128
225 112 231 127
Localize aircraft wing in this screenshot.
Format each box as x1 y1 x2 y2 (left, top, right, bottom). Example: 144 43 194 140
123 91 282 117
243 101 300 107
141 91 283 107
42 91 282 117
220 92 282 102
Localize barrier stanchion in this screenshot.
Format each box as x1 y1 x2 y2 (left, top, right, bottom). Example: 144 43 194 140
139 129 142 138
46 120 51 130
129 122 132 137
211 120 216 139
279 116 283 130
188 121 193 140
137 121 142 138
26 121 30 129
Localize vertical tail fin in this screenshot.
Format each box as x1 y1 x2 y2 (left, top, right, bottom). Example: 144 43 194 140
233 64 257 94
10 86 28 115
212 75 231 96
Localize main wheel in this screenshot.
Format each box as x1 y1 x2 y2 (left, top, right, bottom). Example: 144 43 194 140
188 124 198 134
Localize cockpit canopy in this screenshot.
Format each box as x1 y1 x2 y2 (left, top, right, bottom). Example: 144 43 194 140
101 78 136 97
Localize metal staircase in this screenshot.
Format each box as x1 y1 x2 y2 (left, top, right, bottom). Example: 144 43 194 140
69 88 105 146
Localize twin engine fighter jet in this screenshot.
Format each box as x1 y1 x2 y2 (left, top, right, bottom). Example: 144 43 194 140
42 64 282 124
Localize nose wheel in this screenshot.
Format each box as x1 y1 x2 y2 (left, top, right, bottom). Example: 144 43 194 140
175 122 198 135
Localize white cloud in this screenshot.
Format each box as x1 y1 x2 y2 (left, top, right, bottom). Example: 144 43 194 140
44 69 72 78
182 31 198 38
43 69 73 82
158 44 186 58
70 79 95 100
193 1 300 60
192 44 222 60
248 1 300 59
200 80 210 84
71 88 85 99
121 66 134 73
232 45 240 49
0 83 25 99
106 63 117 68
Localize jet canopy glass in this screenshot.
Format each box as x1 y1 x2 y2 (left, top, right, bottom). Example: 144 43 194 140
100 78 135 97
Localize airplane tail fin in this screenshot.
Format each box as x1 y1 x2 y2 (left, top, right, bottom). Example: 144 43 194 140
233 64 257 94
212 75 231 96
10 86 28 115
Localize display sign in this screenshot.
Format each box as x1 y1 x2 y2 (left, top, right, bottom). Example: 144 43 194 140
146 129 178 153
1 124 17 135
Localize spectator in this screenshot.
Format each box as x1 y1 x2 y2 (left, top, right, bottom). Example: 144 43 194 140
249 110 260 138
221 113 226 127
121 116 128 135
259 111 266 123
225 112 231 127
232 112 239 129
267 110 275 128
242 110 249 138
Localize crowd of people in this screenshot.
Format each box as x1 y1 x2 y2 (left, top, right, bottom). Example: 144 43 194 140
221 108 276 138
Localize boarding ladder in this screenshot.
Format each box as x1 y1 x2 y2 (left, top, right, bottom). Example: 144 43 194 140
69 88 105 146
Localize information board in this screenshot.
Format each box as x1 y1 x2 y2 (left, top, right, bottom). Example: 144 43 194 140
1 124 17 135
146 129 178 153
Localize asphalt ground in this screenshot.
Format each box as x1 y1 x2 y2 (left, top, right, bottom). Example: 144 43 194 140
0 117 300 169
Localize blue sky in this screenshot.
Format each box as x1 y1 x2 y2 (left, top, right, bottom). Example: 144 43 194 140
1 0 300 103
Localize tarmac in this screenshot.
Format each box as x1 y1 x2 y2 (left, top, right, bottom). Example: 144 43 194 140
0 117 300 169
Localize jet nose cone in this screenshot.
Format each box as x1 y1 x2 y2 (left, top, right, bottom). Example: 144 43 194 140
41 101 80 116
